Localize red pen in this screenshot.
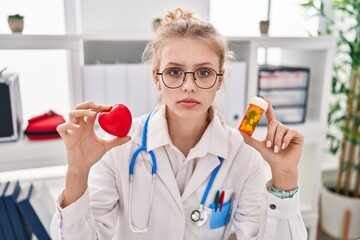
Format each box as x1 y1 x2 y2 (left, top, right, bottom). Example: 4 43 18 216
219 191 225 212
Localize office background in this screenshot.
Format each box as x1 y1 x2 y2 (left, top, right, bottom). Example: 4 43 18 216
0 0 345 239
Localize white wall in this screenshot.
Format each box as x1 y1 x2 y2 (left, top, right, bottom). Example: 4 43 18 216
80 0 209 34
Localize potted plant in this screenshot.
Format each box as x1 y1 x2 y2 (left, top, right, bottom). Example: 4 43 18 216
152 17 162 32
8 14 24 33
259 20 270 35
302 0 360 239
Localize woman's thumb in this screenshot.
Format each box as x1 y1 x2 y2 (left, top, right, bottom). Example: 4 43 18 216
240 132 263 152
106 136 132 150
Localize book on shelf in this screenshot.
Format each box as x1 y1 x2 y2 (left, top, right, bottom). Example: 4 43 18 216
0 222 5 239
0 181 16 240
16 181 55 240
3 180 32 240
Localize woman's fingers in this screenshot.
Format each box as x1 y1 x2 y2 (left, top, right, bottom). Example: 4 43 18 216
266 119 279 148
263 96 276 123
69 109 97 123
273 124 288 153
266 119 291 153
67 102 112 124
283 128 304 146
75 101 111 112
56 122 80 137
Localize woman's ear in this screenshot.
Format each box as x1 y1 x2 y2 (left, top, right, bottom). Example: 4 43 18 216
152 68 161 90
217 69 225 90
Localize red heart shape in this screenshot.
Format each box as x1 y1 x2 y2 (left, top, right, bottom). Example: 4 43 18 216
98 104 132 137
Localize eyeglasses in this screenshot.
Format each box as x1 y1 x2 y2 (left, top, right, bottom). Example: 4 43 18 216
156 67 223 89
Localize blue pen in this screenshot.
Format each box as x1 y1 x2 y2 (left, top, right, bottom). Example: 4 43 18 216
214 190 220 212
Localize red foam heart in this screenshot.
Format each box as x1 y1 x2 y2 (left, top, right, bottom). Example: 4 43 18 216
98 104 132 137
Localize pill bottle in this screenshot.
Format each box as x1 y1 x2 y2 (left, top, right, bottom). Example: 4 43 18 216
238 97 268 136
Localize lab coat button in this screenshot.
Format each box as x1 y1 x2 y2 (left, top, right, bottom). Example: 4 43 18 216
269 204 276 210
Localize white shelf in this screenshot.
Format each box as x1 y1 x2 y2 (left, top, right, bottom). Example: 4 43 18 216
82 33 152 41
0 34 82 50
0 138 67 172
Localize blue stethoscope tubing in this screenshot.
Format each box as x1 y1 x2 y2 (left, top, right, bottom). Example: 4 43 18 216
129 113 157 175
128 112 223 233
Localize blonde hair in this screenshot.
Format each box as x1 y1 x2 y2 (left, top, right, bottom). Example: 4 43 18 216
142 8 234 70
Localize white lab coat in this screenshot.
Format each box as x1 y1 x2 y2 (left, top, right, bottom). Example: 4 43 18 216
50 104 307 240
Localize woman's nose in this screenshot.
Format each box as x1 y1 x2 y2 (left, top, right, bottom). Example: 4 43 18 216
181 73 197 92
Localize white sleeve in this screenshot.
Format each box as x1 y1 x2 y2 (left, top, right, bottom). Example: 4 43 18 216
50 189 98 240
259 187 307 240
232 154 307 239
50 155 121 240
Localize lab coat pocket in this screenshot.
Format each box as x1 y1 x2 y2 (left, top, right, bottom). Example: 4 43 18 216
208 199 231 229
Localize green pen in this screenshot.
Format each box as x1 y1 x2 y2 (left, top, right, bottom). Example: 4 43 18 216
214 190 220 212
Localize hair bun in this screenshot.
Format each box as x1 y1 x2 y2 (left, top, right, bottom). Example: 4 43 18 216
164 7 199 23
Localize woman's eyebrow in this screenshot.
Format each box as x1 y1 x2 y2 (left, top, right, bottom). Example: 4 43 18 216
164 62 215 68
193 62 215 67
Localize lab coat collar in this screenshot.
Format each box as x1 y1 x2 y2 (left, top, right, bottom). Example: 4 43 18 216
145 104 230 203
147 105 171 151
146 104 230 161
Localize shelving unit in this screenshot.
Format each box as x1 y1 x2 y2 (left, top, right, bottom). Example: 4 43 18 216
241 36 336 240
0 34 336 240
0 34 84 105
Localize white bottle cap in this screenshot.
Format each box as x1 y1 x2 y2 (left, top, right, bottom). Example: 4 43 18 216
249 97 268 111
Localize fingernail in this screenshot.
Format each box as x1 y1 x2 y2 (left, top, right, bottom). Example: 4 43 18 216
274 145 279 153
282 143 286 150
266 140 272 148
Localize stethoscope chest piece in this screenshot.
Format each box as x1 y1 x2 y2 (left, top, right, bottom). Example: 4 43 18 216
191 206 208 227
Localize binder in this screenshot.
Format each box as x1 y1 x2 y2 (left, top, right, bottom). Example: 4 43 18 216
104 64 128 105
0 223 5 239
0 181 16 240
3 181 32 240
127 64 151 117
83 65 106 104
16 182 55 240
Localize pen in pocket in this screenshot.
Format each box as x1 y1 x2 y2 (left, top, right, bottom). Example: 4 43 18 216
214 190 220 212
219 191 225 212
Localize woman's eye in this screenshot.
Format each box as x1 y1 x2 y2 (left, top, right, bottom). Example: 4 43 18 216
197 69 211 77
169 69 182 76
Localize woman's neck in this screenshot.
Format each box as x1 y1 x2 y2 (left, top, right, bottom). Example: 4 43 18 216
166 107 210 157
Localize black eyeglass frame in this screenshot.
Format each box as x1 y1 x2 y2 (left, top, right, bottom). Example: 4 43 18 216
156 67 223 89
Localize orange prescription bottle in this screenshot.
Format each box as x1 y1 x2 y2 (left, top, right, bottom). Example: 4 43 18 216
238 97 268 136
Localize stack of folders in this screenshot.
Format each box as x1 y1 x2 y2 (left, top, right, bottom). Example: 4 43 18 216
257 65 310 125
0 180 55 240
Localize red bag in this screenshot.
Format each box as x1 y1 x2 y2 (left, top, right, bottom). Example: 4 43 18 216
24 111 65 140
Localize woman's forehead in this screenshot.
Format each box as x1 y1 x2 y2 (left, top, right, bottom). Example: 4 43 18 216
156 37 220 68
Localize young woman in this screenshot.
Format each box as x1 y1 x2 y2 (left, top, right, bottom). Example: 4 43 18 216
51 8 307 240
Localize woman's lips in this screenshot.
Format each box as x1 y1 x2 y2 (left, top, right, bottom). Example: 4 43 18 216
178 98 200 107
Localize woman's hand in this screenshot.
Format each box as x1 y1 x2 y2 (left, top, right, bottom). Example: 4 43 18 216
57 101 131 173
240 98 304 190
57 101 131 207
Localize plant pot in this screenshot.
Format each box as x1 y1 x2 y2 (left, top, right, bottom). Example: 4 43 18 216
259 21 269 35
321 181 360 239
8 19 24 33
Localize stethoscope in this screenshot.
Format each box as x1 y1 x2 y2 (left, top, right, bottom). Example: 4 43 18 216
128 113 223 233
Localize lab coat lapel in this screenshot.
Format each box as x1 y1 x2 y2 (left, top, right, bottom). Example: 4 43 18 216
155 147 184 211
181 113 229 202
145 105 184 211
181 155 221 202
